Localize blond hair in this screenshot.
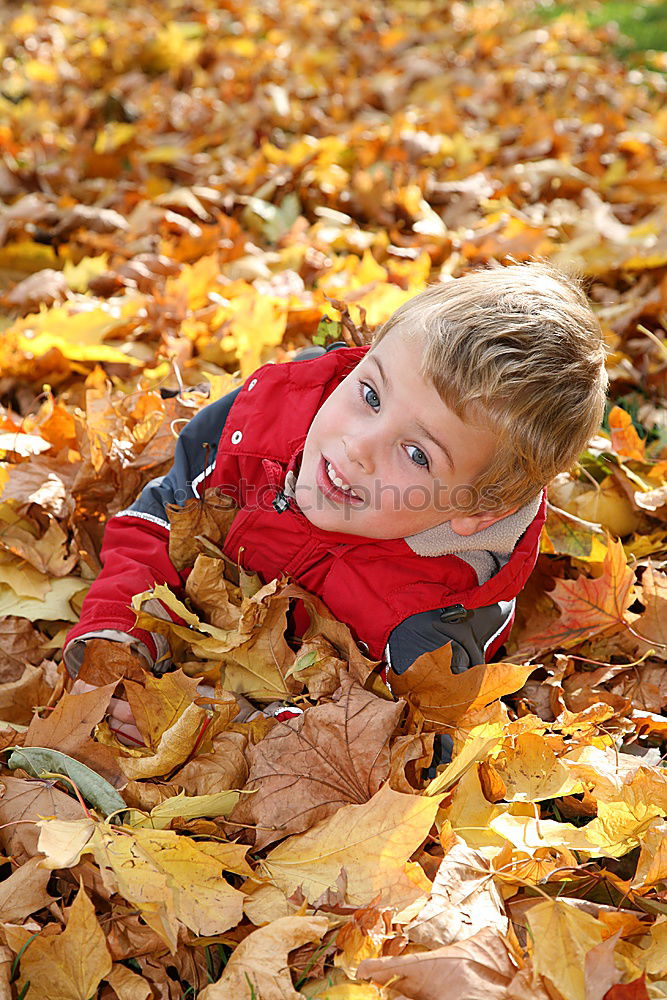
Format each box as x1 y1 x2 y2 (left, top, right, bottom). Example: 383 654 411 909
372 261 608 511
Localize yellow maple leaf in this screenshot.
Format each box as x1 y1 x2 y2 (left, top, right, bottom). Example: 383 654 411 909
526 898 605 1000
4 297 145 365
117 702 209 780
38 818 251 953
262 783 440 909
6 885 111 1000
493 733 582 803
633 819 667 888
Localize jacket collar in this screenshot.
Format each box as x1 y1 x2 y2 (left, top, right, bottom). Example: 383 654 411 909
404 491 544 584
405 492 543 557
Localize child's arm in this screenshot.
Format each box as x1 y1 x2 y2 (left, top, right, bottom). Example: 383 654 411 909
386 601 516 771
386 599 516 676
63 387 242 679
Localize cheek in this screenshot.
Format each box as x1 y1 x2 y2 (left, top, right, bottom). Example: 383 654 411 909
400 481 434 513
312 397 351 443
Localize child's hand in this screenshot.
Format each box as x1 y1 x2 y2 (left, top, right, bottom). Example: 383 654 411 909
70 679 262 746
70 678 145 747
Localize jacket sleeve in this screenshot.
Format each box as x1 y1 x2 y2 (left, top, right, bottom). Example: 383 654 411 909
63 388 241 677
62 343 347 678
386 600 516 770
385 599 517 677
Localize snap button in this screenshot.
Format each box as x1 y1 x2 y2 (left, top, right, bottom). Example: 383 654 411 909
231 430 243 444
247 378 257 391
357 640 370 655
440 604 472 624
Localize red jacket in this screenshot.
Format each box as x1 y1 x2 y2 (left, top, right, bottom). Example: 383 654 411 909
64 347 546 673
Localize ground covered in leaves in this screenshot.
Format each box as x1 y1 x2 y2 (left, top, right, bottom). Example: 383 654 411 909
0 0 667 997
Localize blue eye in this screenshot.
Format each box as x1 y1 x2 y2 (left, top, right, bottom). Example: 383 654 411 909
406 445 429 469
358 380 429 471
361 382 380 410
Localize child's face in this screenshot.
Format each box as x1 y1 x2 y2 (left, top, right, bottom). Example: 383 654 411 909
294 328 508 539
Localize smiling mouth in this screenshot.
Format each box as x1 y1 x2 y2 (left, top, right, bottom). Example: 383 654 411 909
325 460 360 496
318 455 364 505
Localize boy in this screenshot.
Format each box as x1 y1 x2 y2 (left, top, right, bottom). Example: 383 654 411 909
65 262 608 741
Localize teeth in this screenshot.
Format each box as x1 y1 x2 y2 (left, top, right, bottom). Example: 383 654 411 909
327 461 355 496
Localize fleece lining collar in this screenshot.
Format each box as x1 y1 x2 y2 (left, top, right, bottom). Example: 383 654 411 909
405 492 544 584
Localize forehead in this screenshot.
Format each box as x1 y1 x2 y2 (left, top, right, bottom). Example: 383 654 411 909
360 328 497 467
365 325 434 397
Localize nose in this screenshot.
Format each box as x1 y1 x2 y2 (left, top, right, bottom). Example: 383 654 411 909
343 429 375 475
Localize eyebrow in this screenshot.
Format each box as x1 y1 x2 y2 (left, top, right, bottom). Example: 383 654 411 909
371 356 456 472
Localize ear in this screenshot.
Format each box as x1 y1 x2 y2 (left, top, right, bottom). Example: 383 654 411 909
449 506 519 537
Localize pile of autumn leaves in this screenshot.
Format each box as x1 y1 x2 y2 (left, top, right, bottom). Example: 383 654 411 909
0 411 666 1000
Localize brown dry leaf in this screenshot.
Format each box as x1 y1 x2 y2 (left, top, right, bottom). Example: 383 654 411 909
104 963 152 1000
603 977 651 1000
77 638 148 686
23 680 124 786
0 517 77 578
630 564 667 658
0 661 54 727
507 966 561 1000
585 932 624 1000
231 677 404 848
130 581 296 700
24 682 116 752
407 839 508 948
0 857 51 922
173 729 249 795
105 911 166 964
5 268 69 311
185 553 243 629
392 644 534 728
31 460 74 517
283 582 377 687
0 775 85 864
0 616 46 682
263 783 440 909
358 926 516 1000
198 914 329 1000
4 1 667 995
243 881 299 926
7 885 112 1000
388 733 435 793
0 945 11 1000
288 634 348 699
221 585 298 699
167 492 238 572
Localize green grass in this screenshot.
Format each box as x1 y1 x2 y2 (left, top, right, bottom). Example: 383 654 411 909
537 0 667 59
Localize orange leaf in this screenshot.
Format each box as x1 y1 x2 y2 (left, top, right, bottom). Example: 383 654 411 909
392 644 534 728
608 406 645 461
516 537 635 653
